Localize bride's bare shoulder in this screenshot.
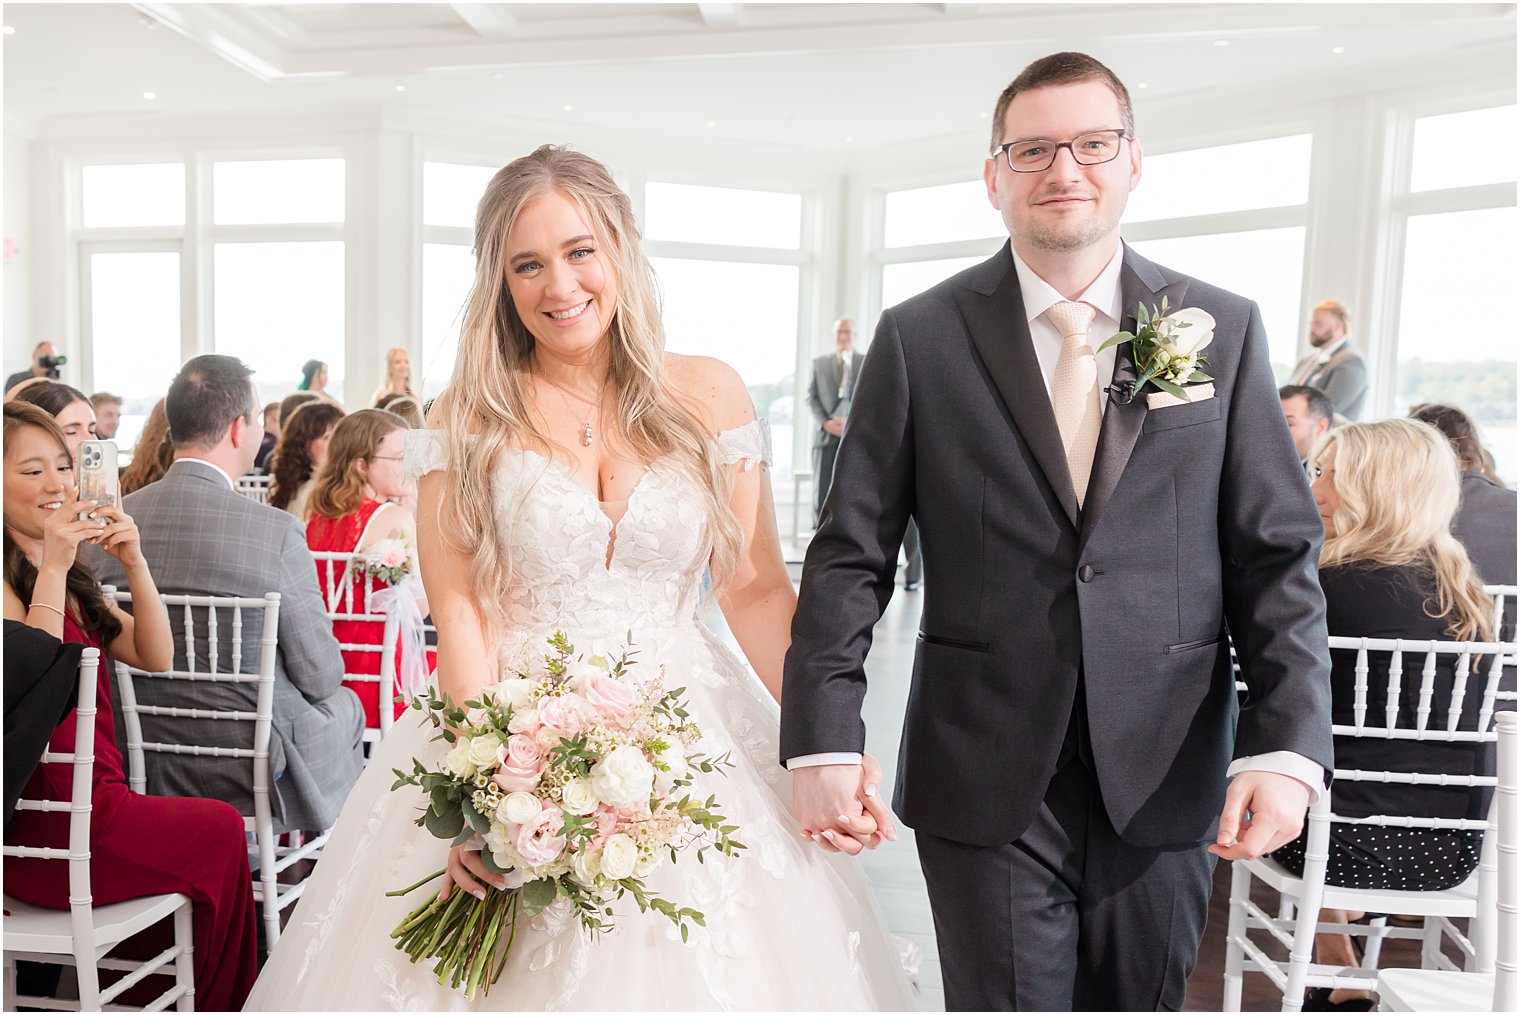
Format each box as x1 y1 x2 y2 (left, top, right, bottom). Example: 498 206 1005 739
664 353 755 434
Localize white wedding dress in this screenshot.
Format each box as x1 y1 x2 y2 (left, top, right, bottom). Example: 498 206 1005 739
244 421 917 1011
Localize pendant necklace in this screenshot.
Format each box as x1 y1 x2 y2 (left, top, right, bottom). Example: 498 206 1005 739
540 374 606 447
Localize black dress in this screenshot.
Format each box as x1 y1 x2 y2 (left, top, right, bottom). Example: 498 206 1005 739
1271 563 1487 891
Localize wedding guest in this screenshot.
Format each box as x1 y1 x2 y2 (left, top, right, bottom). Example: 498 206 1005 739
4 342 63 394
306 409 429 727
254 400 282 472
88 355 364 833
3 401 259 1011
11 381 96 464
806 317 861 526
88 392 122 440
378 394 424 429
1280 383 1334 465
297 358 341 407
269 401 345 520
1272 418 1494 1010
277 390 320 434
4 620 80 832
1288 300 1368 420
370 347 416 405
120 399 173 496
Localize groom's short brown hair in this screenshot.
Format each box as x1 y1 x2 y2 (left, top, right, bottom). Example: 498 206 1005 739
991 52 1135 152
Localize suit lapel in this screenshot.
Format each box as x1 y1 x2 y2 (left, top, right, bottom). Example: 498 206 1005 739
1078 246 1189 551
958 243 1080 528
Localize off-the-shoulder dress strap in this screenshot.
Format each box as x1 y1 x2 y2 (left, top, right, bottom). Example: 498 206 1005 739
402 430 454 484
714 418 772 472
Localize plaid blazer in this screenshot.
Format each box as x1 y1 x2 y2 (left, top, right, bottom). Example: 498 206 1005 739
89 459 364 830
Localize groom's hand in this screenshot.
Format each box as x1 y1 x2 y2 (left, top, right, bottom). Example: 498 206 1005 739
792 763 882 856
1209 771 1312 861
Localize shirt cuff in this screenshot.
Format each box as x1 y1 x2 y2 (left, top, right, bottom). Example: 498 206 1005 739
785 752 863 770
1227 751 1326 805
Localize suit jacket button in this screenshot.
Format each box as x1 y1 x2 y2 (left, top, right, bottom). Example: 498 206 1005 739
1078 565 1095 583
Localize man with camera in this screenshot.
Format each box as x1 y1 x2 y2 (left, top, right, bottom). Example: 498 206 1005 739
5 342 67 396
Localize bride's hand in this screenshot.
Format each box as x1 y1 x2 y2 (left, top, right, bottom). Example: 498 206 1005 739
439 842 508 901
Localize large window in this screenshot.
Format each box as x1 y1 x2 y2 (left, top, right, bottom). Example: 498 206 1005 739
1409 105 1518 193
214 242 346 401
418 162 495 399
1123 134 1313 223
645 182 802 249
81 163 185 229
212 159 345 225
875 180 1003 316
82 249 181 450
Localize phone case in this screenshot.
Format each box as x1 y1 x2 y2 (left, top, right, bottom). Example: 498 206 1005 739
78 440 119 517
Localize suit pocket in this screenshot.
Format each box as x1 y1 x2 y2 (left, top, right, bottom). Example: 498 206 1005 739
1165 634 1224 654
1143 396 1223 434
918 632 991 653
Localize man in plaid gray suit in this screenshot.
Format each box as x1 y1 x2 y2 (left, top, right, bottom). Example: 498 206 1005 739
91 355 363 831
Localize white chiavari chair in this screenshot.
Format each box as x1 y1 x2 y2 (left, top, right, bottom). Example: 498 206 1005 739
110 590 326 949
234 474 271 504
3 647 196 1011
1224 633 1515 1012
310 550 403 748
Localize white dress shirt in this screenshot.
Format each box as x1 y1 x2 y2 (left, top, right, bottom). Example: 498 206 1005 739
173 456 236 491
789 245 1324 800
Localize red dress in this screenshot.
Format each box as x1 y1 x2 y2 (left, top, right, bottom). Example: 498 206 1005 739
307 500 434 727
4 614 259 1011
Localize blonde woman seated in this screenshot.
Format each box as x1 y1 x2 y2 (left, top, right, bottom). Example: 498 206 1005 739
305 408 429 729
1272 418 1494 1011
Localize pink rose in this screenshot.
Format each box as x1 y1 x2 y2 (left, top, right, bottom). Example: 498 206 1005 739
581 672 638 725
380 545 407 568
492 735 547 792
515 803 567 866
537 693 592 735
589 805 619 851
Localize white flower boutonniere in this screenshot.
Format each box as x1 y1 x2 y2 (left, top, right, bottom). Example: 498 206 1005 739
1098 296 1216 400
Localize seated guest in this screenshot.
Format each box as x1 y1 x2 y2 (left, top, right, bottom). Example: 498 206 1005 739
11 381 96 464
4 621 80 831
87 355 364 834
3 402 258 1010
297 358 342 407
379 393 424 429
254 400 282 472
1279 383 1334 466
277 390 320 434
120 398 173 496
269 401 344 520
1273 418 1494 1010
88 392 121 440
1409 403 1516 596
306 409 430 727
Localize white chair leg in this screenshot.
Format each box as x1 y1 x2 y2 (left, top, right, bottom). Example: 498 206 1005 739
1223 862 1250 1012
1361 914 1389 969
258 823 282 948
3 957 17 1011
1420 917 1443 969
174 901 196 1011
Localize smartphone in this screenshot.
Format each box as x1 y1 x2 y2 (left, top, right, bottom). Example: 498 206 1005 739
77 439 119 520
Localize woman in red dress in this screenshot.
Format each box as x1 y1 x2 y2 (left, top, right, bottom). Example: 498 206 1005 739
2 402 258 1011
306 408 431 728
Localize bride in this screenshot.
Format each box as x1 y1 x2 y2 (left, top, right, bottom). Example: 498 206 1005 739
244 146 915 1011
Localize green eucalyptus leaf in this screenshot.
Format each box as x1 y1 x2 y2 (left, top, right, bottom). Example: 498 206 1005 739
424 804 465 840
521 877 557 917
1097 331 1134 351
1151 376 1187 398
1188 371 1214 383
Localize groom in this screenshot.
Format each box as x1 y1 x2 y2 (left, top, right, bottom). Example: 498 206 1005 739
781 53 1334 1011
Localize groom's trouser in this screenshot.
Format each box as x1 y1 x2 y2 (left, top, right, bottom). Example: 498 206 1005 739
916 754 1215 1011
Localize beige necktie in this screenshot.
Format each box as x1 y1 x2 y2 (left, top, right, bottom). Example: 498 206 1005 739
1047 301 1102 508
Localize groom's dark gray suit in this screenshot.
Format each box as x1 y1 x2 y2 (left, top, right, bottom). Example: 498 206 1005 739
780 242 1334 1010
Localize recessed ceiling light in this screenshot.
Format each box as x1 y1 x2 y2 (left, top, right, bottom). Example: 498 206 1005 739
142 91 157 100
1214 39 1230 47
394 84 407 93
2 25 15 36
1331 45 1345 54
563 104 573 112
706 120 717 128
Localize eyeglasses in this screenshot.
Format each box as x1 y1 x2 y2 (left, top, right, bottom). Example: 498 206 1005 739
993 129 1131 173
370 454 405 463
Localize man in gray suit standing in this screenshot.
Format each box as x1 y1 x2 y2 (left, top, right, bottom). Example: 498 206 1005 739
783 53 1332 1010
1289 300 1368 420
92 355 363 832
806 318 863 526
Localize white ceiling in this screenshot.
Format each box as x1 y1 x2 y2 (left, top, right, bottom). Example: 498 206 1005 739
2 3 1515 151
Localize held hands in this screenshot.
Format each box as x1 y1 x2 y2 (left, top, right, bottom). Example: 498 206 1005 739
1208 770 1313 861
792 753 898 858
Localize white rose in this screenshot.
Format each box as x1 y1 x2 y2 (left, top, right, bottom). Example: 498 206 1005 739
487 678 535 710
653 743 689 795
466 734 506 771
560 777 599 816
599 833 637 880
1166 307 1216 355
507 707 540 734
590 745 655 808
443 742 475 779
633 850 664 879
570 847 602 886
496 791 541 827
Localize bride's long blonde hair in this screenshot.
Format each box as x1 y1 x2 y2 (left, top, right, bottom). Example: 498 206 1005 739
431 145 743 636
1312 418 1492 642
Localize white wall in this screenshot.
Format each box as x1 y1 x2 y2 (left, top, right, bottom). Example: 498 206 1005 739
3 131 34 378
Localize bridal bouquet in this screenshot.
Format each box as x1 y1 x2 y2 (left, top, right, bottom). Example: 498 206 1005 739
354 535 413 586
386 631 743 999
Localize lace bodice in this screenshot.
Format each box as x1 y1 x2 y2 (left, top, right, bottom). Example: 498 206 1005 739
404 420 771 646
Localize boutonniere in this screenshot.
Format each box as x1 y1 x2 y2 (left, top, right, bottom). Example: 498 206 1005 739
1098 296 1215 399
